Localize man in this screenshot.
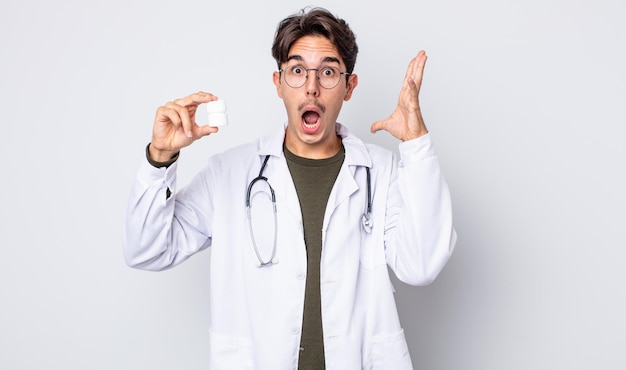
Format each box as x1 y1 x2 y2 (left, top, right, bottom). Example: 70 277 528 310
124 7 456 370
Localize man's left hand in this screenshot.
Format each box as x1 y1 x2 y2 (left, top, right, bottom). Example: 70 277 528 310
370 50 429 141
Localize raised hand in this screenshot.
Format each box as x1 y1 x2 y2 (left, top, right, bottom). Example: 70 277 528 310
149 92 220 162
370 50 429 141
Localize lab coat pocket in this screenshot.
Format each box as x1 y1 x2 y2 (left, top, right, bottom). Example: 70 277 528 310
209 329 254 369
370 329 413 370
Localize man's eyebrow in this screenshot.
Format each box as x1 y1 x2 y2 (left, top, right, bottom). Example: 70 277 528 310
286 55 341 65
286 55 303 62
322 56 341 64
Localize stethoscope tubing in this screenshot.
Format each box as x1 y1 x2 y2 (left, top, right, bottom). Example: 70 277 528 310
246 155 373 267
246 155 278 266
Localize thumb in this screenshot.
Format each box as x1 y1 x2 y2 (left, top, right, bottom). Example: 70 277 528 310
196 125 219 138
370 119 386 134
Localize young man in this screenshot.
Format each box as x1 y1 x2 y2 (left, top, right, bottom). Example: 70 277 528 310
124 7 456 370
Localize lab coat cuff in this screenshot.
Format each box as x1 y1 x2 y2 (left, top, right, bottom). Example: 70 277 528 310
137 155 178 191
398 133 435 163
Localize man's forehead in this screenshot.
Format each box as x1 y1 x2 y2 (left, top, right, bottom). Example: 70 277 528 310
286 36 343 65
286 55 341 65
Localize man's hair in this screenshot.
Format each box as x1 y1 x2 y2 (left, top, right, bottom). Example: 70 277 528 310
271 7 358 74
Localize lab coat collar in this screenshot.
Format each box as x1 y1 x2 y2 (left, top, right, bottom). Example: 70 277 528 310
257 123 373 168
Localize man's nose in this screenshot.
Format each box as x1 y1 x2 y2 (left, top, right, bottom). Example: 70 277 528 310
304 70 320 97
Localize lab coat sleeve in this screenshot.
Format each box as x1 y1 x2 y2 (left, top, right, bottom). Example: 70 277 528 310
384 133 457 286
123 157 214 271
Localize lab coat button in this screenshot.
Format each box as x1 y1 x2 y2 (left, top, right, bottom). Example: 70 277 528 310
296 271 305 280
291 327 300 335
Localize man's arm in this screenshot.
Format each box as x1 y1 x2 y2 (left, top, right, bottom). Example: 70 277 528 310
374 51 457 285
384 134 457 286
123 91 221 270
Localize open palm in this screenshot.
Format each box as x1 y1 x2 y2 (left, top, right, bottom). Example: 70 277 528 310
371 50 429 141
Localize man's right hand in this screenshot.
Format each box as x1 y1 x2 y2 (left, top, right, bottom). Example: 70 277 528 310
149 91 220 162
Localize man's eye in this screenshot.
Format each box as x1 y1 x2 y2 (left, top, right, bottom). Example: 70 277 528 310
291 66 304 75
321 67 336 76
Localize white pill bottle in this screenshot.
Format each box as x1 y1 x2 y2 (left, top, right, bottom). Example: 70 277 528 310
206 99 228 127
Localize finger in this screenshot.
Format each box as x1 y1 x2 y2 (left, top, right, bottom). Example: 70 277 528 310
406 77 420 104
173 91 217 107
412 51 427 87
165 101 194 137
402 52 419 87
155 105 183 128
194 124 219 139
403 58 416 90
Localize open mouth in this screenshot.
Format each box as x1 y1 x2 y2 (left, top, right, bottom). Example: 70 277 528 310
302 110 321 130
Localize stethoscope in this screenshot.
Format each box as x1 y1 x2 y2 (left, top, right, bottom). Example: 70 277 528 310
245 155 373 267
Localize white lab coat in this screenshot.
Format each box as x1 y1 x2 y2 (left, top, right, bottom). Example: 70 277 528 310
124 123 456 369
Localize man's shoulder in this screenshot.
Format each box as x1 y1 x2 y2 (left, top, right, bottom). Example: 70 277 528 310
363 142 393 156
338 123 396 168
210 140 258 165
208 129 281 169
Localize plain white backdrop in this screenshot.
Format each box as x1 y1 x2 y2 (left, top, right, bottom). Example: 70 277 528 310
1 0 624 369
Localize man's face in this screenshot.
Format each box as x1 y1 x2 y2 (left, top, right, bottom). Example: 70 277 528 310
273 35 358 159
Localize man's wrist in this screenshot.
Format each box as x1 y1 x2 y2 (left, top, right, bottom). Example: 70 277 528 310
146 143 179 168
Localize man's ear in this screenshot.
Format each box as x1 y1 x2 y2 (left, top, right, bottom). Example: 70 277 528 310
273 71 283 98
344 74 358 101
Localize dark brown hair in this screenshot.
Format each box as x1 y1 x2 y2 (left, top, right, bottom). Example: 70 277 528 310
271 7 358 74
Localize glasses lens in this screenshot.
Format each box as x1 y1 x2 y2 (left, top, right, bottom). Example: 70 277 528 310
318 66 340 89
285 65 306 88
283 66 343 89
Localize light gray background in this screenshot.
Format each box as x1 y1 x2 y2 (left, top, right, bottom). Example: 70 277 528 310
1 0 624 369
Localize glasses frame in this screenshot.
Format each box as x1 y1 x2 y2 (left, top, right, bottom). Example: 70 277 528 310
278 65 351 89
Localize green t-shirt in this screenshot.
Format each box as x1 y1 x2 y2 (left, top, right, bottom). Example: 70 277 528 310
284 143 345 370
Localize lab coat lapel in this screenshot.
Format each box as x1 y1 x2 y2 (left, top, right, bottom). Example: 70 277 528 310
257 126 303 227
324 164 359 229
323 123 372 232
265 154 303 227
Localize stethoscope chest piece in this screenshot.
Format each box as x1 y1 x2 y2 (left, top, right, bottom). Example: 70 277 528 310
362 213 373 234
361 166 373 234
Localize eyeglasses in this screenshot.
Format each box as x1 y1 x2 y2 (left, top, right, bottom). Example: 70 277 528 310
279 65 350 89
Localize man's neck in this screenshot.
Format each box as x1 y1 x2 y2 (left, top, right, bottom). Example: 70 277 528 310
284 134 342 160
